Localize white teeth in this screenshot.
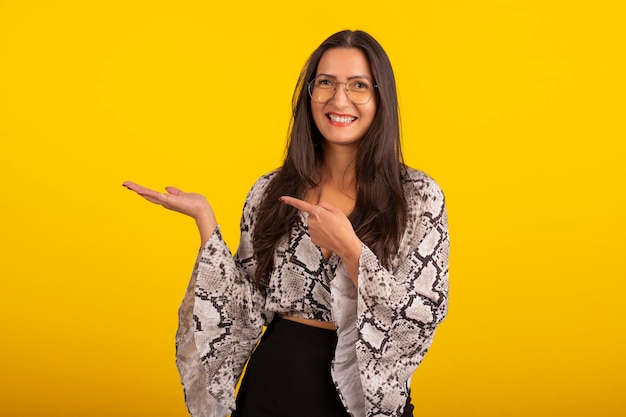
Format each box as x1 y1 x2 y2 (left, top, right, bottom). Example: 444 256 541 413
328 114 356 123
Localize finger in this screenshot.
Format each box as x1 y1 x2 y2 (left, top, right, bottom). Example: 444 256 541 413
316 201 341 213
279 196 316 213
165 186 184 195
140 194 166 205
127 185 169 204
123 181 158 196
122 181 143 191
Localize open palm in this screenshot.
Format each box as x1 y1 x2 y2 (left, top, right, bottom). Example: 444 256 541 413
123 181 217 243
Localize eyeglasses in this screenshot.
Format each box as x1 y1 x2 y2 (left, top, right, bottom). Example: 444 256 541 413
307 75 377 105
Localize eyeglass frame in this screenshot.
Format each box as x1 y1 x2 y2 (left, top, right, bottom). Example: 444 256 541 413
306 75 378 105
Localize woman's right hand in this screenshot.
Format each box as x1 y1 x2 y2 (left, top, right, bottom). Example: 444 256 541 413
122 181 217 244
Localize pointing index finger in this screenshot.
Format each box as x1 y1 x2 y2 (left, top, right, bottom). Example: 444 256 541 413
279 196 316 213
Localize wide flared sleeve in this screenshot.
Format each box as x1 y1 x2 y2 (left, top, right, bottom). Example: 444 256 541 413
175 174 274 417
332 170 449 417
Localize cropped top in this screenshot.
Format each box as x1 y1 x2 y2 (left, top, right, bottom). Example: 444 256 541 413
175 167 449 417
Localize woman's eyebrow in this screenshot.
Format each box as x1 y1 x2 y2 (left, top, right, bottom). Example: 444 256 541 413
315 72 373 80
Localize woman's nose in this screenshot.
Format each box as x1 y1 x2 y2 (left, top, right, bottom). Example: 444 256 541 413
329 83 351 106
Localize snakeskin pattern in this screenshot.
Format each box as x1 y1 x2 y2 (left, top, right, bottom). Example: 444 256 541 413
175 167 449 417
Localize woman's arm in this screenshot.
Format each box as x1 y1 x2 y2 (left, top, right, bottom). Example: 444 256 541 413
325 171 449 417
355 175 449 416
123 177 273 416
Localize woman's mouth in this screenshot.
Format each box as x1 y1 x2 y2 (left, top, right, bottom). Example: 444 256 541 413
327 113 357 124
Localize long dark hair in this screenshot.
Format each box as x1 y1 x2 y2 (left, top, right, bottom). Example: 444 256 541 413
253 30 407 287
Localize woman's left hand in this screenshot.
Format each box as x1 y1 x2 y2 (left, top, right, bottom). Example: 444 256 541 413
279 196 362 284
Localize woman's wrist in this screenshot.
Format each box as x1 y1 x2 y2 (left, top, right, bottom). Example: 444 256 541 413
195 211 217 245
338 236 362 286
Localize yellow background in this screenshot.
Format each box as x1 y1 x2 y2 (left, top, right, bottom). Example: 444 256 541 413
1 1 624 416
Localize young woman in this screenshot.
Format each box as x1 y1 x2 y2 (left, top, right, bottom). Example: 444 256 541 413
124 30 449 417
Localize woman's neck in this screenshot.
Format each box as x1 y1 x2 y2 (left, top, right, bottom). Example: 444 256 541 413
320 142 357 189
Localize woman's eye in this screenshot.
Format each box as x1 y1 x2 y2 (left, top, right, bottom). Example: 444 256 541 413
352 80 370 90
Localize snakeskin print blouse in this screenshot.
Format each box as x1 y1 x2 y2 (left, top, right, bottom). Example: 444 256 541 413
175 167 449 417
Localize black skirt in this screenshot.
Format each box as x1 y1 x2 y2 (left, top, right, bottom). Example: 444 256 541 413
231 316 414 417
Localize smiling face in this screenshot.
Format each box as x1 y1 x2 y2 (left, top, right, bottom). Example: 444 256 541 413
311 47 377 149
